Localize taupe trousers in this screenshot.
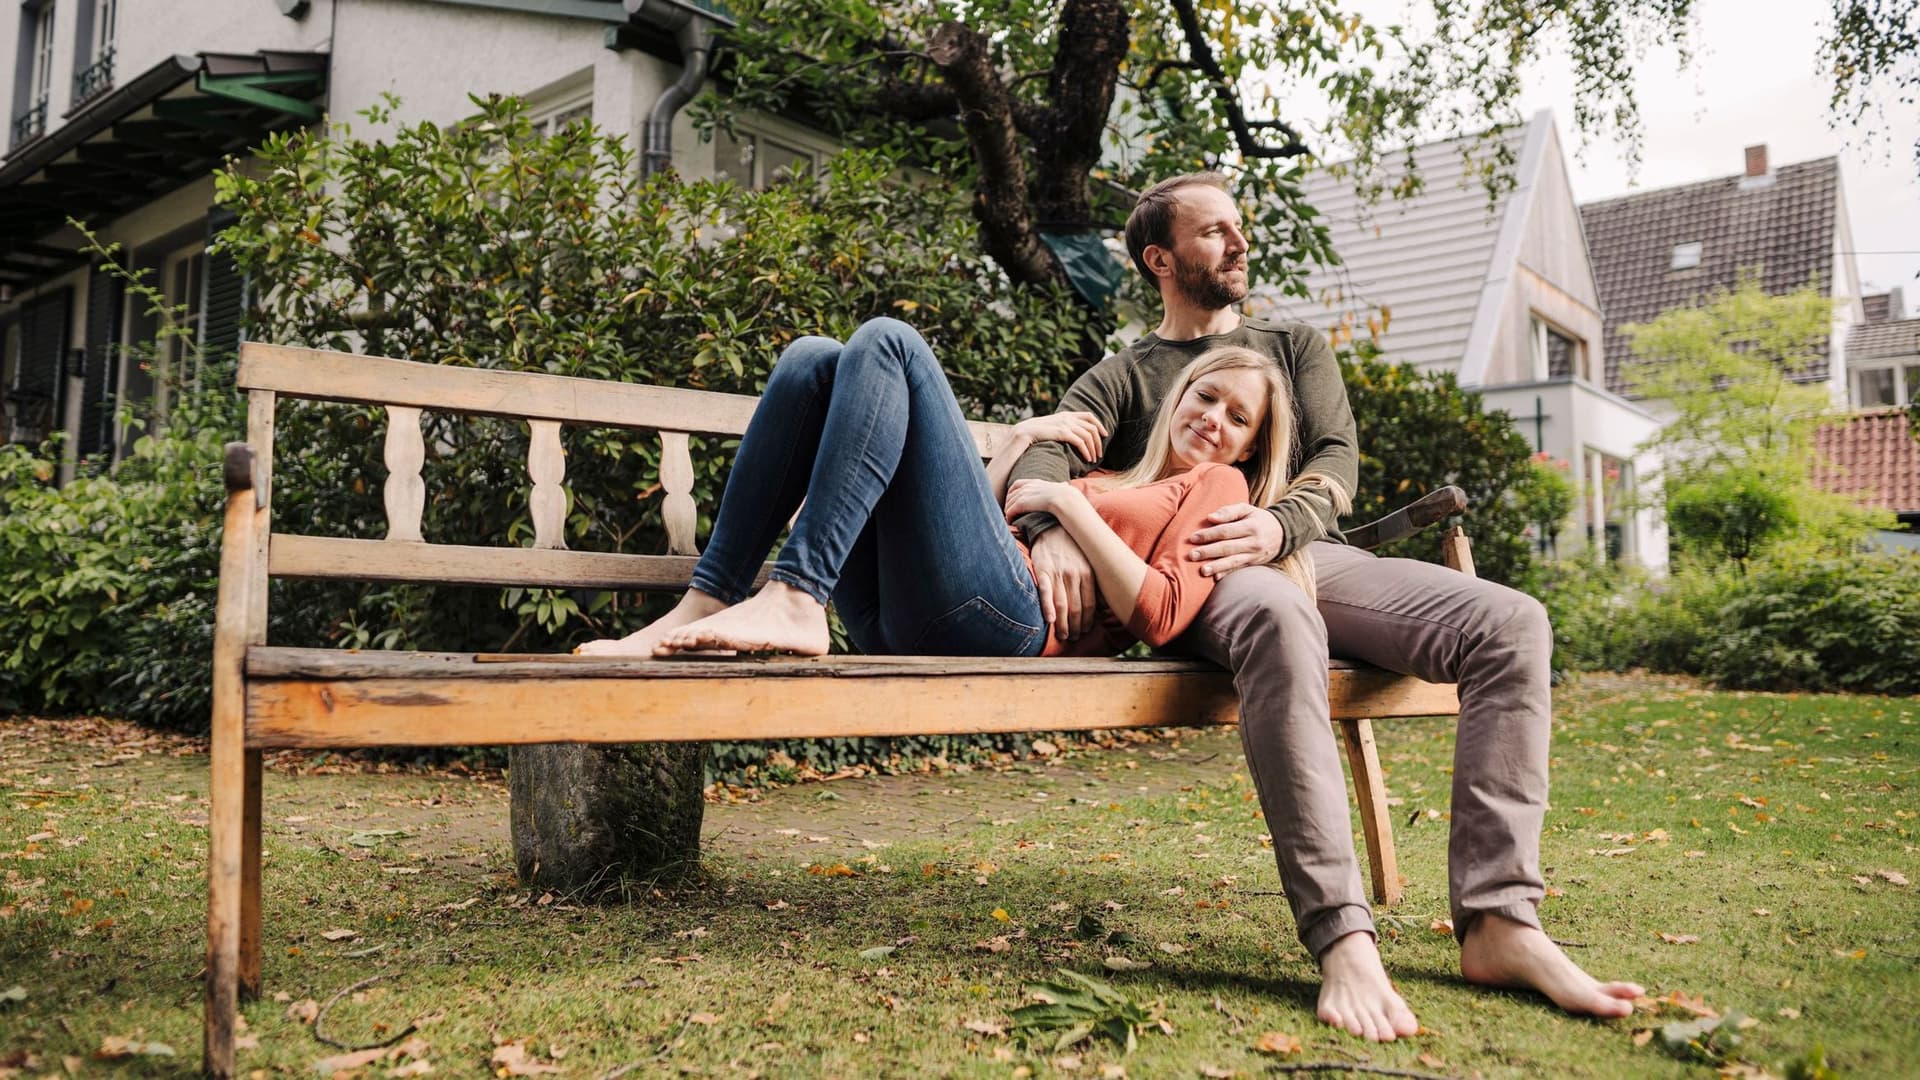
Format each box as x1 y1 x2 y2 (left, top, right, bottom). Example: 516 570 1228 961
1173 540 1552 959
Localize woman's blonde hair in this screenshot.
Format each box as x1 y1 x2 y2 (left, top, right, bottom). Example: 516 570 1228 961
1107 346 1351 597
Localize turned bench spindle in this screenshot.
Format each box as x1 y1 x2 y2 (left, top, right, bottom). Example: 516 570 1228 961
528 420 568 550
659 431 699 557
383 406 426 543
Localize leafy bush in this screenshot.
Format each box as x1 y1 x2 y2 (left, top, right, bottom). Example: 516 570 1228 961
1702 552 1920 695
0 379 239 726
1665 466 1799 568
1540 552 1919 696
1537 561 1738 677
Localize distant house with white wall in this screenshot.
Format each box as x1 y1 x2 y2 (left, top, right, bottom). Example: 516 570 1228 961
1577 146 1865 406
2 0 821 482
1251 110 1666 569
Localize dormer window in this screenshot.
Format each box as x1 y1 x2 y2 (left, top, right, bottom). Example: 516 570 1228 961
1670 242 1702 271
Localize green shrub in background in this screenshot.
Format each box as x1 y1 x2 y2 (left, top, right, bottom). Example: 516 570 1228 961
1702 553 1920 695
0 372 239 726
1539 553 1919 697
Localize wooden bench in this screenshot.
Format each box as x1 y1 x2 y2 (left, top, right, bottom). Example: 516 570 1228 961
203 342 1472 1076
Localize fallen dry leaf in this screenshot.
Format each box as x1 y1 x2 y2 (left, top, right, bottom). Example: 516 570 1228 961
974 936 1011 953
1156 942 1188 955
1253 1031 1302 1055
321 928 359 942
963 1019 1006 1037
1632 1029 1655 1047
1777 1007 1802 1020
1051 1054 1083 1071
1430 918 1455 935
1101 955 1151 972
286 999 320 1025
489 1041 562 1076
688 1012 721 1025
1658 932 1701 945
1198 1067 1237 1079
312 1045 389 1076
1874 869 1909 886
96 1036 176 1060
1417 1052 1447 1069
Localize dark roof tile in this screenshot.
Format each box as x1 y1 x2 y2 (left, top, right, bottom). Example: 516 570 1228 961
1579 158 1840 395
1847 317 1920 363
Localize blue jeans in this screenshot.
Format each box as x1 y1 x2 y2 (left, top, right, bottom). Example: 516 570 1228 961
688 318 1047 657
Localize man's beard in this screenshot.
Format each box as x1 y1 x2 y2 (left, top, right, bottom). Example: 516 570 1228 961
1172 254 1248 310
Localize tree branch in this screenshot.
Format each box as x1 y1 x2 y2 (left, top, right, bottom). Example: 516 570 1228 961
927 20 1062 288
1029 0 1131 230
1166 0 1311 160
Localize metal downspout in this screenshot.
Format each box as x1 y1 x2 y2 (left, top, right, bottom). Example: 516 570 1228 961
626 0 725 178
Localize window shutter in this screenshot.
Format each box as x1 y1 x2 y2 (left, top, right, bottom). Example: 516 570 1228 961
79 265 124 459
8 288 70 445
201 210 248 363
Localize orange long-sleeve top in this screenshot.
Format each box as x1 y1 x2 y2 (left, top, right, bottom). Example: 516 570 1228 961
1017 461 1250 657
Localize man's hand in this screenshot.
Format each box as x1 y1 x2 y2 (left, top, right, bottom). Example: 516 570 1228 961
1187 503 1285 578
1028 527 1097 642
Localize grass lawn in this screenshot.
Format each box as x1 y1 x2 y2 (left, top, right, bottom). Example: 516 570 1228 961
1 675 1915 1078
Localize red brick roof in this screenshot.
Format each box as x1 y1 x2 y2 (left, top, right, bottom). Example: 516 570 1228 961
1812 408 1920 514
1579 157 1840 396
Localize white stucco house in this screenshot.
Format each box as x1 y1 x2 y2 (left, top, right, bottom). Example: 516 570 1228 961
1 0 818 482
1250 111 1667 569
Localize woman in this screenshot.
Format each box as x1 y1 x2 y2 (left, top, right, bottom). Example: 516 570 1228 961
575 318 1317 660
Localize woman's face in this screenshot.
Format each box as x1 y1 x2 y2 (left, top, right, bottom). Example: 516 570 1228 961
1165 366 1268 473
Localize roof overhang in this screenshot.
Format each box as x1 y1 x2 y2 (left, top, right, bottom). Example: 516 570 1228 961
0 50 327 290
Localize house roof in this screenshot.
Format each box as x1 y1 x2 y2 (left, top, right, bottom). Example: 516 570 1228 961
1578 157 1841 396
1812 408 1920 515
1248 116 1544 376
1848 317 1920 362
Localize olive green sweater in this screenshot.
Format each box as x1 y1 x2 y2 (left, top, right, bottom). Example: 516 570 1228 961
1008 318 1358 561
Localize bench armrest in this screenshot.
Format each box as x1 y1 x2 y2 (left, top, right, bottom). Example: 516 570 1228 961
1345 485 1467 552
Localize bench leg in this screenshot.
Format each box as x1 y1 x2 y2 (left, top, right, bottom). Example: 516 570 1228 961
241 749 263 998
1338 717 1402 907
205 730 244 1078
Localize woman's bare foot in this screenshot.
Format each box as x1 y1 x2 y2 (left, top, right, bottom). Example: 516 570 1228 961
654 582 830 657
573 591 730 657
1317 931 1421 1042
1459 913 1643 1017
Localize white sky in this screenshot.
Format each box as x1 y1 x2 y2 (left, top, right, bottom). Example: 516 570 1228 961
1302 0 1920 317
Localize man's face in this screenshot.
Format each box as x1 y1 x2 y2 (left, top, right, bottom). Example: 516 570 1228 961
1159 185 1250 311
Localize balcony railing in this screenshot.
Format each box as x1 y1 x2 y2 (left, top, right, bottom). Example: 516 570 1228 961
74 47 115 105
11 98 48 148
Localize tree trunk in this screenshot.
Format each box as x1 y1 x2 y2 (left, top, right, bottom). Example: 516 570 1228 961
509 743 707 895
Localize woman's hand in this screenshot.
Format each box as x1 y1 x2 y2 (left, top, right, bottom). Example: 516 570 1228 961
1004 478 1082 522
1012 411 1106 464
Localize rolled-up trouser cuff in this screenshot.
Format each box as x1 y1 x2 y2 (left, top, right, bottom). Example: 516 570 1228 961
767 568 832 607
686 568 750 607
1453 900 1542 946
1301 902 1378 961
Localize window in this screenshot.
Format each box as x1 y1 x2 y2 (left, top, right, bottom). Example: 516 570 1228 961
715 123 825 189
1670 242 1702 271
1853 361 1920 407
13 1 56 146
73 0 115 104
1529 315 1585 381
530 99 592 138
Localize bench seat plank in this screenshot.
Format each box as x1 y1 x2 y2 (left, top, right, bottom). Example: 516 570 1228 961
242 647 1458 749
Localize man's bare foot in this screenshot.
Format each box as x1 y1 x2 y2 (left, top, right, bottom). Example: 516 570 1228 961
1459 913 1643 1018
573 591 729 657
654 582 830 657
1317 931 1421 1042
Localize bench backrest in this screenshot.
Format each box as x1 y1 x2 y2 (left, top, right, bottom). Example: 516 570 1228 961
235 343 1020 596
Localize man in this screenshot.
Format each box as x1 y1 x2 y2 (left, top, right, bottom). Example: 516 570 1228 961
1007 172 1643 1041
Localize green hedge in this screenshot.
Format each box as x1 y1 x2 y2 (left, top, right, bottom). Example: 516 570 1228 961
1540 552 1920 696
